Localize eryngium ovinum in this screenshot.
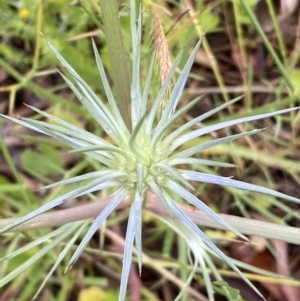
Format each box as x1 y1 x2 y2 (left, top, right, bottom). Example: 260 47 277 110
1 13 299 301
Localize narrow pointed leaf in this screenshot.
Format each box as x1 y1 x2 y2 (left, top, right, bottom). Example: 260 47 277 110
166 179 249 241
91 39 128 133
172 129 262 158
45 37 126 143
0 177 121 233
24 104 109 146
133 190 143 274
136 163 144 193
155 163 194 190
147 180 173 217
167 157 236 168
141 50 156 116
0 227 64 261
68 145 130 161
145 50 184 134
32 221 88 300
58 72 117 137
165 196 265 300
157 38 203 128
182 170 300 204
128 114 149 163
37 170 113 191
0 223 76 287
171 106 299 152
15 117 116 166
119 203 136 301
151 96 202 153
131 11 142 127
164 96 243 146
67 189 129 267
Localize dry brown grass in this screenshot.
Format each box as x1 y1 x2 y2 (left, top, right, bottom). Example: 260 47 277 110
152 10 173 114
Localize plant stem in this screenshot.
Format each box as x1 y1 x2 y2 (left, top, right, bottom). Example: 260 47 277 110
1 195 300 245
146 197 300 245
99 0 132 131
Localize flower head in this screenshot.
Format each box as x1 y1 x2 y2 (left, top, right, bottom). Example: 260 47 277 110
1 7 299 301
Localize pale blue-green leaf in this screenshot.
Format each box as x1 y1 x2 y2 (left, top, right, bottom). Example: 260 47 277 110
58 71 125 146
182 170 300 204
154 163 194 190
136 163 144 193
0 114 50 136
68 175 121 196
45 36 83 79
128 114 149 164
0 227 64 261
68 145 130 162
37 170 113 191
0 222 76 287
130 0 137 48
171 106 300 152
20 117 117 164
20 117 90 142
46 37 126 144
32 221 88 300
172 129 262 158
151 96 202 153
91 39 128 133
164 96 243 146
24 104 108 146
145 49 184 134
119 202 136 301
70 66 128 145
166 179 249 241
0 177 121 234
159 215 205 301
58 72 114 132
164 196 264 300
147 180 173 217
18 117 116 167
167 157 236 168
141 50 156 116
19 117 115 161
157 38 203 128
75 80 124 143
131 11 142 127
133 190 143 275
67 189 129 268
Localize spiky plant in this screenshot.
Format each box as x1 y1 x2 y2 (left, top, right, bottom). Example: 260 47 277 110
1 2 299 300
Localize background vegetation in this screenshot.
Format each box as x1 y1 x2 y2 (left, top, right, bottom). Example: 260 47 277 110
0 0 300 300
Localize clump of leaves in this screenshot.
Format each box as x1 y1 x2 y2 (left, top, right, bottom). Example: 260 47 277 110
0 2 299 301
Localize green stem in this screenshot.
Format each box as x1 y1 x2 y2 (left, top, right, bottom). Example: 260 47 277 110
99 0 132 131
265 0 287 64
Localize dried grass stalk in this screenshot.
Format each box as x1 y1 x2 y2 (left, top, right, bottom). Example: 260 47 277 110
153 11 172 84
153 11 173 113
